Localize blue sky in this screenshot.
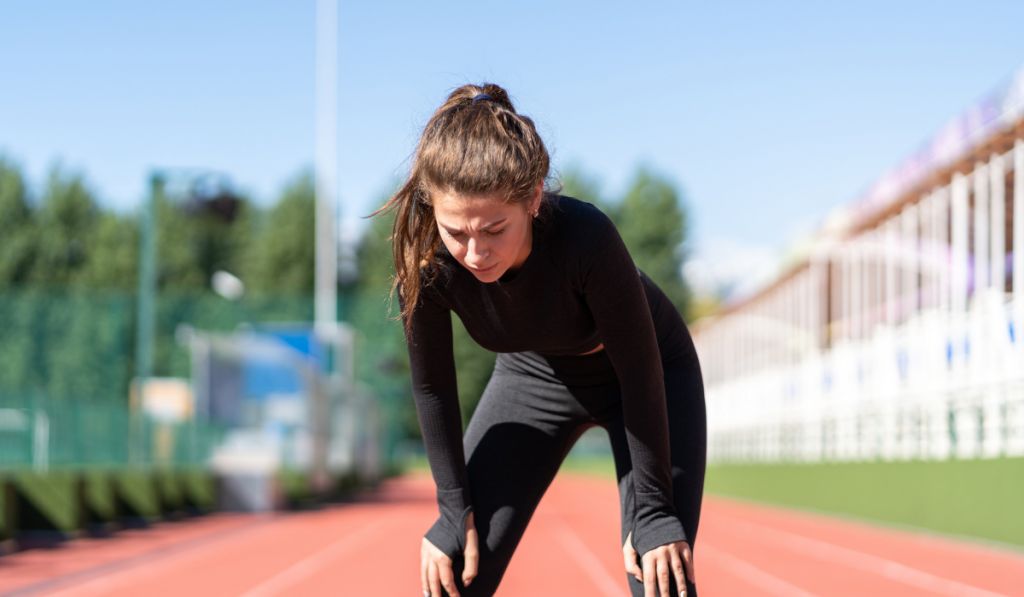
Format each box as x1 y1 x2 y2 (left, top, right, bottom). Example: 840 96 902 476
3 1 1024 296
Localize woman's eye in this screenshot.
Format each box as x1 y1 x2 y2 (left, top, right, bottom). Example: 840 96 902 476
487 229 505 236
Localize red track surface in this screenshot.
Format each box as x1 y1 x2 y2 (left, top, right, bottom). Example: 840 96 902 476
2 472 1022 596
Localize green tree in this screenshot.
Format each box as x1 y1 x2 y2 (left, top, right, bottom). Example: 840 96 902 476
561 164 692 318
245 172 315 294
611 167 690 318
156 190 257 293
0 157 35 287
559 164 605 208
77 212 139 291
25 165 100 288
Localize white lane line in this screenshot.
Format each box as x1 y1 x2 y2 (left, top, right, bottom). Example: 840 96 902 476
699 543 822 597
236 518 386 597
35 517 279 597
715 513 1012 597
547 512 630 597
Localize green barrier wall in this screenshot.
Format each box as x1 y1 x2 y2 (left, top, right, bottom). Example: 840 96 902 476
705 458 1024 548
15 471 79 531
83 470 116 523
5 469 217 534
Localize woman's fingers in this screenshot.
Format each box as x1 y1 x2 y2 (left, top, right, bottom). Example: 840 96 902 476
436 558 460 597
657 558 672 597
462 513 479 587
682 543 696 584
420 542 430 596
670 548 688 597
642 552 657 597
427 561 442 597
623 532 643 582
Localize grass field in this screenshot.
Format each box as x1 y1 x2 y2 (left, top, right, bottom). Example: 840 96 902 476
405 452 1024 548
703 457 1024 549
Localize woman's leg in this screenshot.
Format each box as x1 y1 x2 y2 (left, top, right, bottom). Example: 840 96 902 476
452 365 591 597
604 365 707 597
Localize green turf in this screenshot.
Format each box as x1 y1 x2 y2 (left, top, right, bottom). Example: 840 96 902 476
403 452 1024 548
179 469 216 509
558 455 617 478
83 469 116 522
705 458 1024 548
401 454 617 478
0 476 14 540
15 470 79 531
114 470 160 518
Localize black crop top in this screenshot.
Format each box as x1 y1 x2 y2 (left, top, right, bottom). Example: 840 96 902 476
404 196 696 559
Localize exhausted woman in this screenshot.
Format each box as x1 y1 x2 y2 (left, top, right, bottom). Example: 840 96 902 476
377 83 706 597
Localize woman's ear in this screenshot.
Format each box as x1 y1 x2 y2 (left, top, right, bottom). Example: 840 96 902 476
530 181 544 213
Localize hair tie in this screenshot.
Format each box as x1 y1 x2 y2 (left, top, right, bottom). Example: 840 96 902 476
472 93 492 104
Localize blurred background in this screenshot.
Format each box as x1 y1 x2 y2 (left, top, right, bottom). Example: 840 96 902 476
2 0 1024 590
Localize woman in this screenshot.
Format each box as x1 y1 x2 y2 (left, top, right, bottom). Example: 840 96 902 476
378 83 706 597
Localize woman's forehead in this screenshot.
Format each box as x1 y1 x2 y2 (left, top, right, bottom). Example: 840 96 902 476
433 191 520 220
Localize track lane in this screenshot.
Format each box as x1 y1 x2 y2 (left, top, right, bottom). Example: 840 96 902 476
10 473 1024 597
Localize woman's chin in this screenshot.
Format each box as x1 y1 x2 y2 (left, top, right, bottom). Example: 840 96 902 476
468 264 505 282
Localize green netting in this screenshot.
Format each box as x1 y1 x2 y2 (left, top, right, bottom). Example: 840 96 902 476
0 393 223 468
0 289 411 470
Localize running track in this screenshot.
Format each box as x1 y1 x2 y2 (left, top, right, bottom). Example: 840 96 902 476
1 472 1022 597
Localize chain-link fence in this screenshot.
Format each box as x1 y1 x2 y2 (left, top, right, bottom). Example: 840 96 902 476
0 289 411 472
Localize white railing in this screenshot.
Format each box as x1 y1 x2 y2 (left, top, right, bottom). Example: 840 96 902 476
703 291 1024 463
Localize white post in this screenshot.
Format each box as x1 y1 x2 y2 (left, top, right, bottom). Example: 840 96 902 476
851 242 862 340
886 219 899 326
951 174 970 319
933 186 953 460
1014 141 1024 344
315 0 339 333
974 163 990 293
990 154 1006 295
936 188 950 312
902 204 919 319
861 236 872 337
921 193 935 310
950 173 970 458
810 255 823 353
877 229 886 328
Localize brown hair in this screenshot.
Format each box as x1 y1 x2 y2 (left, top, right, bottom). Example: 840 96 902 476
375 83 551 334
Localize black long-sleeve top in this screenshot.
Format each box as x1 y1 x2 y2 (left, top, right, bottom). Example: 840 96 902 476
405 196 692 559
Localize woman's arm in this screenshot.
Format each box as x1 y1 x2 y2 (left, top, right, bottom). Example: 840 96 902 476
403 289 475 559
573 205 696 596
575 207 686 555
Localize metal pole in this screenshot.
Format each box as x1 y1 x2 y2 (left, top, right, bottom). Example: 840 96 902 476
315 0 339 335
133 172 162 465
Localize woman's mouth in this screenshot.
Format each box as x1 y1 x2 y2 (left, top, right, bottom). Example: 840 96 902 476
470 263 497 275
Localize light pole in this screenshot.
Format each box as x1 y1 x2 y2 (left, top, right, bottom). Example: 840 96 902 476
132 173 162 465
315 0 339 336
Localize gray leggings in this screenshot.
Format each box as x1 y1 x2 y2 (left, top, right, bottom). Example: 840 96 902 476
449 349 707 597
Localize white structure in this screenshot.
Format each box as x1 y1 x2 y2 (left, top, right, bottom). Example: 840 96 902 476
693 67 1024 464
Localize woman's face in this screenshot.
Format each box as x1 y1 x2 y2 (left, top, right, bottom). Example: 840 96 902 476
433 186 542 283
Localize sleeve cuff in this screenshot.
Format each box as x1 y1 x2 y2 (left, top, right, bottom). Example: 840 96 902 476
632 491 687 556
425 486 473 560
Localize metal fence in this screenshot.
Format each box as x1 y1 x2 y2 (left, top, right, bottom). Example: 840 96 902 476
0 393 223 470
0 289 411 472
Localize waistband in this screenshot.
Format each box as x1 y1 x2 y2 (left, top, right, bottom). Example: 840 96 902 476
494 350 620 388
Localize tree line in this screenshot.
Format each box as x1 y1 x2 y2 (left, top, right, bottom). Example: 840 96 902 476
0 155 692 432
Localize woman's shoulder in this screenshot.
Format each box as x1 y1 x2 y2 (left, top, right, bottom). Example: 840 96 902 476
543 195 618 248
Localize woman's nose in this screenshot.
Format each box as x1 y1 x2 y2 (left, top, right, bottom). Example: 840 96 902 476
466 237 488 263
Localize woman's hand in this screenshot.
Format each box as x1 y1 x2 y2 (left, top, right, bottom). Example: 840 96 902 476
421 512 479 597
623 531 695 597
